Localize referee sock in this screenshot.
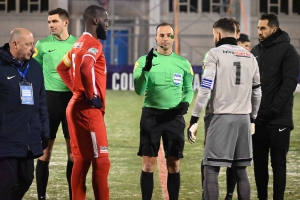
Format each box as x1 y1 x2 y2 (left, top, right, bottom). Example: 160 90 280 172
167 172 180 200
66 160 74 200
36 159 49 199
140 171 153 200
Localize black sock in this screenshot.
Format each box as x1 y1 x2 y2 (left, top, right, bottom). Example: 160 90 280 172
167 172 180 200
140 171 153 200
66 160 74 200
225 167 236 199
36 159 49 199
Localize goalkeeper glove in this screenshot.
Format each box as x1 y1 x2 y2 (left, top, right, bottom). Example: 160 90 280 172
187 116 199 144
143 48 157 71
179 102 189 115
187 123 198 144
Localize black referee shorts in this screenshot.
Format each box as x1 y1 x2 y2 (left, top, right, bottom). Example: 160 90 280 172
46 91 72 139
137 107 186 159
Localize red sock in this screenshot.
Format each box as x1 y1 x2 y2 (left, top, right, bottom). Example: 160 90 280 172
71 157 91 200
92 157 110 200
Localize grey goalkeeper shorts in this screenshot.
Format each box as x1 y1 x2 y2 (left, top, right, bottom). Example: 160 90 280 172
203 114 252 167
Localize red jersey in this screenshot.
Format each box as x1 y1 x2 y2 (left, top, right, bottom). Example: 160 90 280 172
58 32 107 111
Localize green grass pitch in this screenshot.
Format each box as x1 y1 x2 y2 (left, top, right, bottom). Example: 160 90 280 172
24 91 300 199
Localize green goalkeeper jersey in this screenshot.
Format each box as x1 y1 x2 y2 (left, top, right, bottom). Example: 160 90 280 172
134 50 194 109
33 34 77 91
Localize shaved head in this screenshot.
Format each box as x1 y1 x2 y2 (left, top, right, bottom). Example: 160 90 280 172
9 28 35 62
83 5 106 23
83 5 108 40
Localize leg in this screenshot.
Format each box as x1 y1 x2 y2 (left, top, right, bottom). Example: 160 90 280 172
71 157 91 200
232 166 250 200
36 139 54 199
203 165 220 200
65 139 74 200
61 91 74 200
166 156 180 200
225 167 236 200
141 156 157 200
13 157 34 200
270 127 290 200
252 125 270 199
92 157 110 200
0 158 18 200
201 160 205 199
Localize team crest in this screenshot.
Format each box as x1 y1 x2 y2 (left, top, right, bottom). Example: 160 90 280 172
173 73 182 86
87 47 98 55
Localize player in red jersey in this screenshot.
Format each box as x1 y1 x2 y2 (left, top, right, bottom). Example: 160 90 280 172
56 5 109 200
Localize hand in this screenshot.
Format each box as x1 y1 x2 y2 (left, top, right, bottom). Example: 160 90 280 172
250 117 255 135
179 102 189 115
143 48 157 71
42 137 49 150
88 96 102 109
187 123 198 144
251 123 255 135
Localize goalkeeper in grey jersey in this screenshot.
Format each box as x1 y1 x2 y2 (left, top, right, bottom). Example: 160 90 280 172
188 18 261 200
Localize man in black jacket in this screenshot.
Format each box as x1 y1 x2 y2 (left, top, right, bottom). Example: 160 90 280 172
251 13 300 200
0 28 50 200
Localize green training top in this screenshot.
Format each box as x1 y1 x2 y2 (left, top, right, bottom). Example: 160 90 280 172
133 50 194 109
33 34 78 91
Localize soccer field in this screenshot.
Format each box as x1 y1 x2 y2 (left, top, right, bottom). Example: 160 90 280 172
24 90 300 200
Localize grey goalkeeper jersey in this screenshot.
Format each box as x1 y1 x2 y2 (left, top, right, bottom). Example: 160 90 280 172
192 44 261 118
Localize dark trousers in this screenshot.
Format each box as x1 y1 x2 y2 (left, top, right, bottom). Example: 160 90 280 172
0 156 34 200
252 124 290 200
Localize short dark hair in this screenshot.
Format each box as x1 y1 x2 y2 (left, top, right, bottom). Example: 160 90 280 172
260 13 279 28
228 18 240 34
213 18 236 34
48 8 69 20
237 33 250 43
83 5 106 21
156 22 174 32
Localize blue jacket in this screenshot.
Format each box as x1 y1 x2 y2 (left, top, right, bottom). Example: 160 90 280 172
0 43 50 158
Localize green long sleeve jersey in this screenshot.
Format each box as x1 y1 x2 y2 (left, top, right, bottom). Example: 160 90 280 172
134 51 194 109
33 34 78 91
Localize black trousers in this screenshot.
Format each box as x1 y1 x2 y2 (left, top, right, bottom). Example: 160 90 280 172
252 124 290 200
0 155 34 200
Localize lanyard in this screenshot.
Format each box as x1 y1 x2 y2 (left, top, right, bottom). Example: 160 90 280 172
15 64 30 81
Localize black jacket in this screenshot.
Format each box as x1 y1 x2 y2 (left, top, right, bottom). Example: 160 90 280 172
0 43 50 158
251 29 300 129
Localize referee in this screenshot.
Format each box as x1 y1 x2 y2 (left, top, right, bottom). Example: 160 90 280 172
133 22 194 200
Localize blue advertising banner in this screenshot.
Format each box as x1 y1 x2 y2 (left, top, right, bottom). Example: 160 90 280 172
106 65 203 91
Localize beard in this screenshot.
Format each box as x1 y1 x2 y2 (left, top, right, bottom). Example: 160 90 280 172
96 23 106 40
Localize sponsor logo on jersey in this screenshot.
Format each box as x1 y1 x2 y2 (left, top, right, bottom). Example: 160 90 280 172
234 51 251 57
173 73 182 86
100 146 108 153
222 50 251 57
87 47 99 55
32 48 38 57
73 42 83 48
201 78 213 89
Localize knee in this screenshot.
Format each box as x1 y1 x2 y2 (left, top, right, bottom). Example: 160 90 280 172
94 157 110 173
167 158 180 173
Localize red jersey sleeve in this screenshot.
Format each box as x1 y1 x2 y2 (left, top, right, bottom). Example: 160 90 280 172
80 44 103 99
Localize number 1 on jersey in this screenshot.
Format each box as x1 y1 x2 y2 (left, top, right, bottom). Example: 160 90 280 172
234 62 241 85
